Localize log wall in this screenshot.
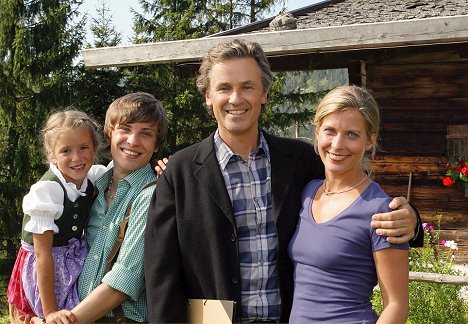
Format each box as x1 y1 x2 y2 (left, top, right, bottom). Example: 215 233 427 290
365 44 468 263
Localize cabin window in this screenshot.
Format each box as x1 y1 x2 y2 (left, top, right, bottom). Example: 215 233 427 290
446 125 468 162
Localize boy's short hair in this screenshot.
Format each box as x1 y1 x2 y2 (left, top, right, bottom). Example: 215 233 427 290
104 92 169 151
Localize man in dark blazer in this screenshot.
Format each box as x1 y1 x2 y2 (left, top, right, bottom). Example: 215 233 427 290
144 39 422 323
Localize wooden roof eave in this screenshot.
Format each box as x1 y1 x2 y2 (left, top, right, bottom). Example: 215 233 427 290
82 15 468 68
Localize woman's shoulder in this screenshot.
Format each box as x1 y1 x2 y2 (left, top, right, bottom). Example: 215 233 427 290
301 179 323 197
364 181 393 212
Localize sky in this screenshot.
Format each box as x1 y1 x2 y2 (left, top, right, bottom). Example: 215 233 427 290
80 0 322 45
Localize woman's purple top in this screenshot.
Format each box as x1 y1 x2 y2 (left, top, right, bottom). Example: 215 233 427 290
288 180 409 324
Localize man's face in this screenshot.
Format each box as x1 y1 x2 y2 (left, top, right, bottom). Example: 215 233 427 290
205 57 268 141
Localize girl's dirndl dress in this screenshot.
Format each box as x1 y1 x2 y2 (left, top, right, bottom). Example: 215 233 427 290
7 164 105 317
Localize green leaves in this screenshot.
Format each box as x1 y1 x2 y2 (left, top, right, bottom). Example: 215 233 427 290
0 0 85 261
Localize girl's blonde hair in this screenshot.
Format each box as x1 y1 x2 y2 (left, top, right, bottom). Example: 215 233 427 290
42 109 102 163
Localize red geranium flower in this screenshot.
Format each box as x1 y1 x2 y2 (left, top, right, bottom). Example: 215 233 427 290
443 156 468 189
462 166 468 176
443 176 455 187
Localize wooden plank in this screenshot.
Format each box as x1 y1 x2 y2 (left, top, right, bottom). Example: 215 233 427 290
379 184 468 201
377 98 468 110
82 15 468 68
439 230 468 242
372 86 468 99
374 155 446 162
420 212 468 224
409 272 468 285
381 110 468 122
368 62 468 87
373 45 468 65
420 213 468 228
381 123 448 133
374 155 446 163
373 165 443 176
379 133 446 154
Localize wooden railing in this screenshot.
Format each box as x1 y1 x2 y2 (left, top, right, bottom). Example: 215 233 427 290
409 271 468 286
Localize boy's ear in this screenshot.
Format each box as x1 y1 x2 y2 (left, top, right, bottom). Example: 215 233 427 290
262 89 269 104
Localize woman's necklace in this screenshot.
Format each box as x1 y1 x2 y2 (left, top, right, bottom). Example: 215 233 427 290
323 174 368 196
107 175 115 199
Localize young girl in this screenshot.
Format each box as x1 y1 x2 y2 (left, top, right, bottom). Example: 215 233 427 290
7 110 106 323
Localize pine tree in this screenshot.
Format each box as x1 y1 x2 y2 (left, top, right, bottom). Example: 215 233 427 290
72 0 125 140
130 0 219 154
128 0 286 154
0 0 85 268
212 0 285 28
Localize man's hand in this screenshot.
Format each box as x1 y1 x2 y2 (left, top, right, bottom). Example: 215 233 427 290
155 157 170 175
371 197 417 244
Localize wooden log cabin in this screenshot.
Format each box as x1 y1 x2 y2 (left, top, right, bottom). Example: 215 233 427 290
82 0 468 263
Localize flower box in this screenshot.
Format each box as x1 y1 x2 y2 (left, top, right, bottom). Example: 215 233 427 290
446 125 468 197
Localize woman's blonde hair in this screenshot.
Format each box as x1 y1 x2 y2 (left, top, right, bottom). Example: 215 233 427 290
313 85 380 177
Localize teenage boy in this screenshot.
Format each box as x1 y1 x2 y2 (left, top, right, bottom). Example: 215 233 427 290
49 92 168 323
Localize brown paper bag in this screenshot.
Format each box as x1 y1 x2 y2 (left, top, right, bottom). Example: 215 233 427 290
188 299 235 324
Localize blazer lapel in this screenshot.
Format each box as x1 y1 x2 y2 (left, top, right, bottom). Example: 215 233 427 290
265 132 299 222
192 134 237 227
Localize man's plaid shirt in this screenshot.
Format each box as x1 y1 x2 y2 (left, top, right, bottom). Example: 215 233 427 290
214 130 281 322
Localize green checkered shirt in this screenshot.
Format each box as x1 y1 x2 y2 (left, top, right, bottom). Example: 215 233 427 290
78 163 156 321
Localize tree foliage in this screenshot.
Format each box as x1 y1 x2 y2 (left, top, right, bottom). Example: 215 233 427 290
128 0 287 155
71 0 125 148
0 0 85 265
0 0 346 281
263 69 348 139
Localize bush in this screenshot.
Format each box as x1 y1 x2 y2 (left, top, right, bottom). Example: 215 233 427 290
372 215 468 323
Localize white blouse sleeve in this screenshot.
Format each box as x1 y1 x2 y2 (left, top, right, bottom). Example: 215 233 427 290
23 181 64 234
87 164 108 184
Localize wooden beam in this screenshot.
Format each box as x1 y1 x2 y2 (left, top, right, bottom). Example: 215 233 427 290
409 271 468 286
82 15 468 68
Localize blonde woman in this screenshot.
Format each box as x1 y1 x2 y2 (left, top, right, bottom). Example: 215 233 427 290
289 85 409 324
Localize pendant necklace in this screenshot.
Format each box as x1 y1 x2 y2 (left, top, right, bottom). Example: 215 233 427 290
107 175 115 199
323 174 368 196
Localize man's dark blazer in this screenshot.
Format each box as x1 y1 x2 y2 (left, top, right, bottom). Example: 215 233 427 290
144 130 324 323
144 130 423 323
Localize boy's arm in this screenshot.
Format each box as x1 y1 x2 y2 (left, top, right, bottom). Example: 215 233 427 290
71 284 127 323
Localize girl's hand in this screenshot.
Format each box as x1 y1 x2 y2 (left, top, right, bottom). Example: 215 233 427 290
45 310 77 324
29 316 45 324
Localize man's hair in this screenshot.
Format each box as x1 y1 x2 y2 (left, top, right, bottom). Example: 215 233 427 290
104 92 169 152
196 39 273 95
